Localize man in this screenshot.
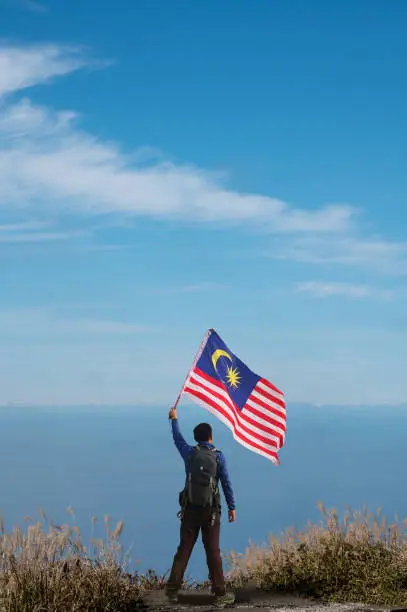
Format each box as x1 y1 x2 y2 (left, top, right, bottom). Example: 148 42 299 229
166 406 236 608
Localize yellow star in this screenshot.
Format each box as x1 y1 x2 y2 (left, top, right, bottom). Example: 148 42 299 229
225 365 241 389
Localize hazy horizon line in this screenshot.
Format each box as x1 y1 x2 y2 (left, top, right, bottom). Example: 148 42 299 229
0 402 405 410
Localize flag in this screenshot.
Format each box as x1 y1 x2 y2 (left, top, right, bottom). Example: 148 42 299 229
181 329 286 464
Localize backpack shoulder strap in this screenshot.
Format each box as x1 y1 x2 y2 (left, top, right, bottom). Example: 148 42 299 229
187 445 199 469
213 448 221 465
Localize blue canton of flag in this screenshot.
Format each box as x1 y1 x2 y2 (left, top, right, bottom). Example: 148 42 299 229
182 329 286 464
195 330 260 410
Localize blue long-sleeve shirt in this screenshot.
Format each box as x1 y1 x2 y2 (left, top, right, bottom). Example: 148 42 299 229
171 419 236 511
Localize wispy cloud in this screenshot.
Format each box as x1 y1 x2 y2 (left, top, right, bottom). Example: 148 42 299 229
0 98 354 229
0 220 87 243
0 221 48 232
75 319 151 335
275 236 407 275
0 229 85 243
0 309 152 336
0 43 355 232
0 44 85 98
2 0 47 12
296 281 394 301
149 282 225 295
22 0 47 12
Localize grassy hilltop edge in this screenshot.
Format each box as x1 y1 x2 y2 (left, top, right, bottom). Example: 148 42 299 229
1 503 407 611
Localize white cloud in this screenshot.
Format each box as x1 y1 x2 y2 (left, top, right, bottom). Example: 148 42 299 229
149 282 225 294
0 229 85 243
276 235 407 274
0 98 354 228
0 44 85 98
0 309 151 336
2 0 47 12
0 42 355 231
0 220 87 243
0 221 48 232
75 319 151 335
273 204 355 233
21 0 47 12
296 281 394 301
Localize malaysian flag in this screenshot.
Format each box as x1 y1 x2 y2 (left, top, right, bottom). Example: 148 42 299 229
180 329 286 464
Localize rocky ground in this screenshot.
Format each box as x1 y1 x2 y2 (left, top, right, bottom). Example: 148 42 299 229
142 587 396 612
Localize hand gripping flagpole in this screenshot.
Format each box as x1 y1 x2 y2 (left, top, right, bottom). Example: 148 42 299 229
172 328 213 410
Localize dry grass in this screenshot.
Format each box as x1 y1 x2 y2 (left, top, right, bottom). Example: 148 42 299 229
4 503 407 609
0 509 164 612
226 502 407 605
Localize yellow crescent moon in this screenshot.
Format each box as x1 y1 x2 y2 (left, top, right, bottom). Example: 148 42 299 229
211 349 232 371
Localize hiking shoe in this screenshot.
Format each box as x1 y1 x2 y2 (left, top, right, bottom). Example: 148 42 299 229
213 591 235 608
165 589 178 604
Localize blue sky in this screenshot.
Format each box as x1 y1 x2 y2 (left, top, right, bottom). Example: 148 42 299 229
0 0 406 406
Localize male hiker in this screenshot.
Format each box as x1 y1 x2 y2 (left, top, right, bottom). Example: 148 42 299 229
166 406 236 608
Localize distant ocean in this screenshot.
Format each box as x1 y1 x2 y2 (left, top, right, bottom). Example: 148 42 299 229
1 403 406 580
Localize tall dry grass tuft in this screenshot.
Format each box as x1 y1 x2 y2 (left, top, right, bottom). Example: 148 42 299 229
226 503 407 605
0 509 164 612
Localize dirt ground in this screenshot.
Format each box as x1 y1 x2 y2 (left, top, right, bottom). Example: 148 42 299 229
141 587 392 612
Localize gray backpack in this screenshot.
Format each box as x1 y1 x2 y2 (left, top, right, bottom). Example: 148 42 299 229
184 445 220 508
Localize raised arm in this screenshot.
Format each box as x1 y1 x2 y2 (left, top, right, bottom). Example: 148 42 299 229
168 407 193 463
217 452 236 522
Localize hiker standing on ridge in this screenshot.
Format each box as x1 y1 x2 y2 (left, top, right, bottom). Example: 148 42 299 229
166 407 236 608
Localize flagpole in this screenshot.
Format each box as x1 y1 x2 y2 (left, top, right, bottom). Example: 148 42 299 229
172 328 213 409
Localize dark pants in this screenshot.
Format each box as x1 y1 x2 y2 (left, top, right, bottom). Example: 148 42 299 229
167 505 225 596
